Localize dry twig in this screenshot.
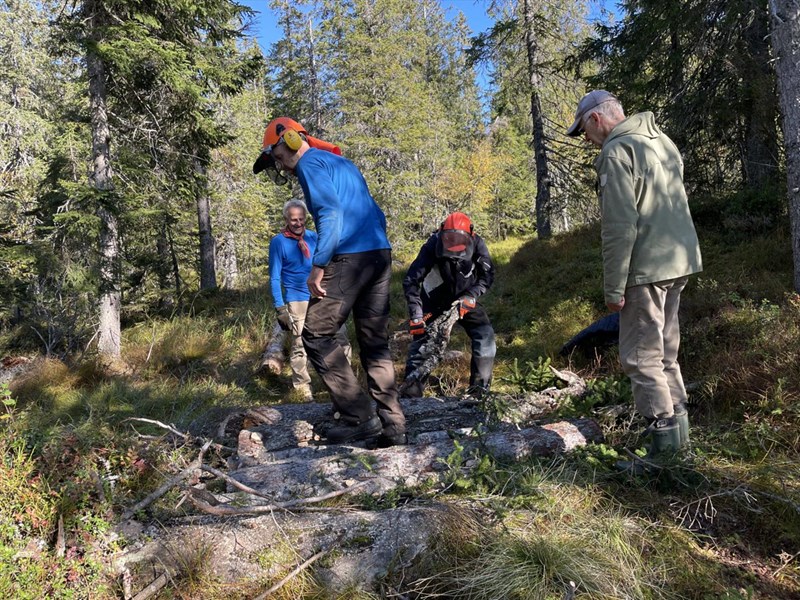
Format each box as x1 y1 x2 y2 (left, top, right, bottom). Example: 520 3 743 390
188 480 369 516
252 533 346 600
120 439 213 521
122 417 189 441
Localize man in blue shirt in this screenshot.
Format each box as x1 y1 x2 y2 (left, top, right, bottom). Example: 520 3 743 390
269 199 350 401
254 117 406 447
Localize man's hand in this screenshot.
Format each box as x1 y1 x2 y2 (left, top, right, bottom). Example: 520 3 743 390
606 297 625 312
457 296 476 319
307 266 326 298
408 313 431 336
276 305 292 331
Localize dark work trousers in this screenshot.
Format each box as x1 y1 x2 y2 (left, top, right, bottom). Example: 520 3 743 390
405 305 496 389
302 249 406 436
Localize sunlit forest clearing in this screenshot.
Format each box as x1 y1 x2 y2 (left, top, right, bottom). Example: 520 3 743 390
2 0 800 598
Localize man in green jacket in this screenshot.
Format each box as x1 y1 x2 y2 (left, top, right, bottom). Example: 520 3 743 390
568 90 703 461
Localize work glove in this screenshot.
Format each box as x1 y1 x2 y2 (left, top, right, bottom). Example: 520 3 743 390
275 305 292 331
456 296 476 319
408 313 432 336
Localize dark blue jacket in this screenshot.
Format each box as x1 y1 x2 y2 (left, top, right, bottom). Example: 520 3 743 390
403 232 494 319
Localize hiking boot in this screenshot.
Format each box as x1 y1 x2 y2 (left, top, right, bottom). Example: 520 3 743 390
366 432 408 449
325 415 382 444
401 379 424 399
463 385 489 402
673 402 690 447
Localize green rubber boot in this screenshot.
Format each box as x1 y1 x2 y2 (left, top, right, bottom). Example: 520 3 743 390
615 415 681 473
673 403 690 447
644 415 682 458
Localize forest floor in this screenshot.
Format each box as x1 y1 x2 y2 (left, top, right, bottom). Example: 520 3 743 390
2 206 800 599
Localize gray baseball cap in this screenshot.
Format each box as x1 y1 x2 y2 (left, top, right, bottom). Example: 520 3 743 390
566 90 618 136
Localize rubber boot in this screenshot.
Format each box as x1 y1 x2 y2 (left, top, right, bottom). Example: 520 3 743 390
615 415 681 473
643 416 682 458
673 403 690 447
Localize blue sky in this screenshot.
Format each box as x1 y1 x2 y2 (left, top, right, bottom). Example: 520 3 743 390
240 1 614 49
240 0 499 50
239 0 614 110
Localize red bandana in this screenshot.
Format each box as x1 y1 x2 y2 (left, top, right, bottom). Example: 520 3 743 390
282 227 310 259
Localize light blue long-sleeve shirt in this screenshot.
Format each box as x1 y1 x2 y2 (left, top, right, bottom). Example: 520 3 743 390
268 230 318 307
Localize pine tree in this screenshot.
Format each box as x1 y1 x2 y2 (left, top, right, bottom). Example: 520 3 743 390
582 0 780 194
46 0 259 355
469 0 592 236
768 0 800 292
314 0 482 247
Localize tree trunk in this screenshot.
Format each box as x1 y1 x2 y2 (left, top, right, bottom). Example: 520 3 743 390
523 0 552 239
86 0 121 358
769 0 800 292
194 156 217 290
258 322 286 375
307 16 321 131
156 218 175 310
217 230 239 290
743 0 780 189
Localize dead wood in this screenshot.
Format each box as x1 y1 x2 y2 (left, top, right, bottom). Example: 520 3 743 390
55 514 65 558
130 573 169 600
120 439 213 521
232 419 602 501
123 417 189 441
399 304 460 394
187 480 369 516
252 533 345 600
259 322 286 375
237 367 588 466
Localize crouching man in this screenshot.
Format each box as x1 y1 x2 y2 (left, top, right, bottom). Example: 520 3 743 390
402 212 496 399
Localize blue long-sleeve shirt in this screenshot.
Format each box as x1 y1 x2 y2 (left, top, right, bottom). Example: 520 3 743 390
295 148 391 267
268 230 318 307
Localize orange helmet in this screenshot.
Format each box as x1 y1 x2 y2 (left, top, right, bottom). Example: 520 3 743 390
441 212 473 234
261 117 307 151
253 116 342 179
437 212 475 259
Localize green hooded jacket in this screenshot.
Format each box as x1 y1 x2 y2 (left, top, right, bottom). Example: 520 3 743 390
594 112 702 304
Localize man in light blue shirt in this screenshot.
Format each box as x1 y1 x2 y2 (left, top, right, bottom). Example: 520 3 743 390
269 199 350 400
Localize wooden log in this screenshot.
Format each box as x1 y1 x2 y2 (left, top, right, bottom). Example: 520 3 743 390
230 419 602 501
258 322 286 374
236 368 587 467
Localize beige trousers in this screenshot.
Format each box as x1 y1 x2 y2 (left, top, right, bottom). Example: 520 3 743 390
619 277 688 419
286 301 312 388
286 301 352 389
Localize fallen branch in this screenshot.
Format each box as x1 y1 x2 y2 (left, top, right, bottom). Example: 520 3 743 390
399 304 459 394
120 439 213 521
199 464 274 500
122 417 188 441
131 572 169 600
188 480 369 516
